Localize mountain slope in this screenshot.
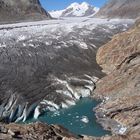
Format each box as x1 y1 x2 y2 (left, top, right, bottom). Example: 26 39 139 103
94 18 140 136
50 2 99 18
0 0 51 24
94 0 140 19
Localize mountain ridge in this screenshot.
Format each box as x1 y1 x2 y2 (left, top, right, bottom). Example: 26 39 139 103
94 0 140 19
49 2 99 18
94 18 140 138
0 0 51 24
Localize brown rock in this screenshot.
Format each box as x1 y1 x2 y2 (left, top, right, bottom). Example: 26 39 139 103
93 19 140 138
96 21 140 74
94 0 140 19
0 122 79 140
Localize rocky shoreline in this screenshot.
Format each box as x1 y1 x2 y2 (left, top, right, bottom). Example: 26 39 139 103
0 122 82 140
93 18 140 139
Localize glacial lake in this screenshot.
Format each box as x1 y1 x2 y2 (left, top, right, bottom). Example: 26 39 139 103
26 98 110 136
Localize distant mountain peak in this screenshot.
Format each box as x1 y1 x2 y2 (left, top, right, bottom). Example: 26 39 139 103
49 2 99 18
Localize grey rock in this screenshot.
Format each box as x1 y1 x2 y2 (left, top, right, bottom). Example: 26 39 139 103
94 0 140 19
0 0 51 24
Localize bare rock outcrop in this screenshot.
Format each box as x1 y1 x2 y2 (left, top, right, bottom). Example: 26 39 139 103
96 18 140 74
95 0 140 19
0 121 139 140
94 18 140 138
0 122 80 140
0 0 51 24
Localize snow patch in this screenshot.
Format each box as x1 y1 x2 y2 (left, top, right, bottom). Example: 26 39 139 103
84 85 94 91
105 97 109 101
80 89 91 97
42 100 60 110
119 126 127 135
18 35 26 41
79 42 88 49
50 10 64 18
65 100 76 106
34 106 40 119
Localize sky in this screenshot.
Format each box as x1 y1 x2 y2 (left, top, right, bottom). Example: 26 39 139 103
39 0 107 11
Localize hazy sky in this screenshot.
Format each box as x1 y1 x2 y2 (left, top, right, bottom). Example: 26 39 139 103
39 0 107 11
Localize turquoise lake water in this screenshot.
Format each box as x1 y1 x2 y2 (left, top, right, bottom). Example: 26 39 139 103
26 98 110 136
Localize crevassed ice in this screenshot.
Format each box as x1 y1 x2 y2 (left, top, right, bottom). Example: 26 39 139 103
42 100 60 110
18 35 26 41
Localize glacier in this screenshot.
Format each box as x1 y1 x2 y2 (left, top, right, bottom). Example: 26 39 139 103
0 17 134 122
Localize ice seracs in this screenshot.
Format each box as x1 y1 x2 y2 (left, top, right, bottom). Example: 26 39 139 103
34 106 41 119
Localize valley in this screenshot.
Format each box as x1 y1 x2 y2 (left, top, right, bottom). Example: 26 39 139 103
0 17 134 123
0 0 140 140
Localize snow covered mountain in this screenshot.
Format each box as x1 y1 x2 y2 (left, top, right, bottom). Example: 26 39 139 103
50 2 99 18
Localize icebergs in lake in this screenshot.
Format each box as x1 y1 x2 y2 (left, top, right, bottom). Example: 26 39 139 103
81 116 89 123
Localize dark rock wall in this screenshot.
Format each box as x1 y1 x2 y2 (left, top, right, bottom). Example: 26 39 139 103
0 0 51 24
